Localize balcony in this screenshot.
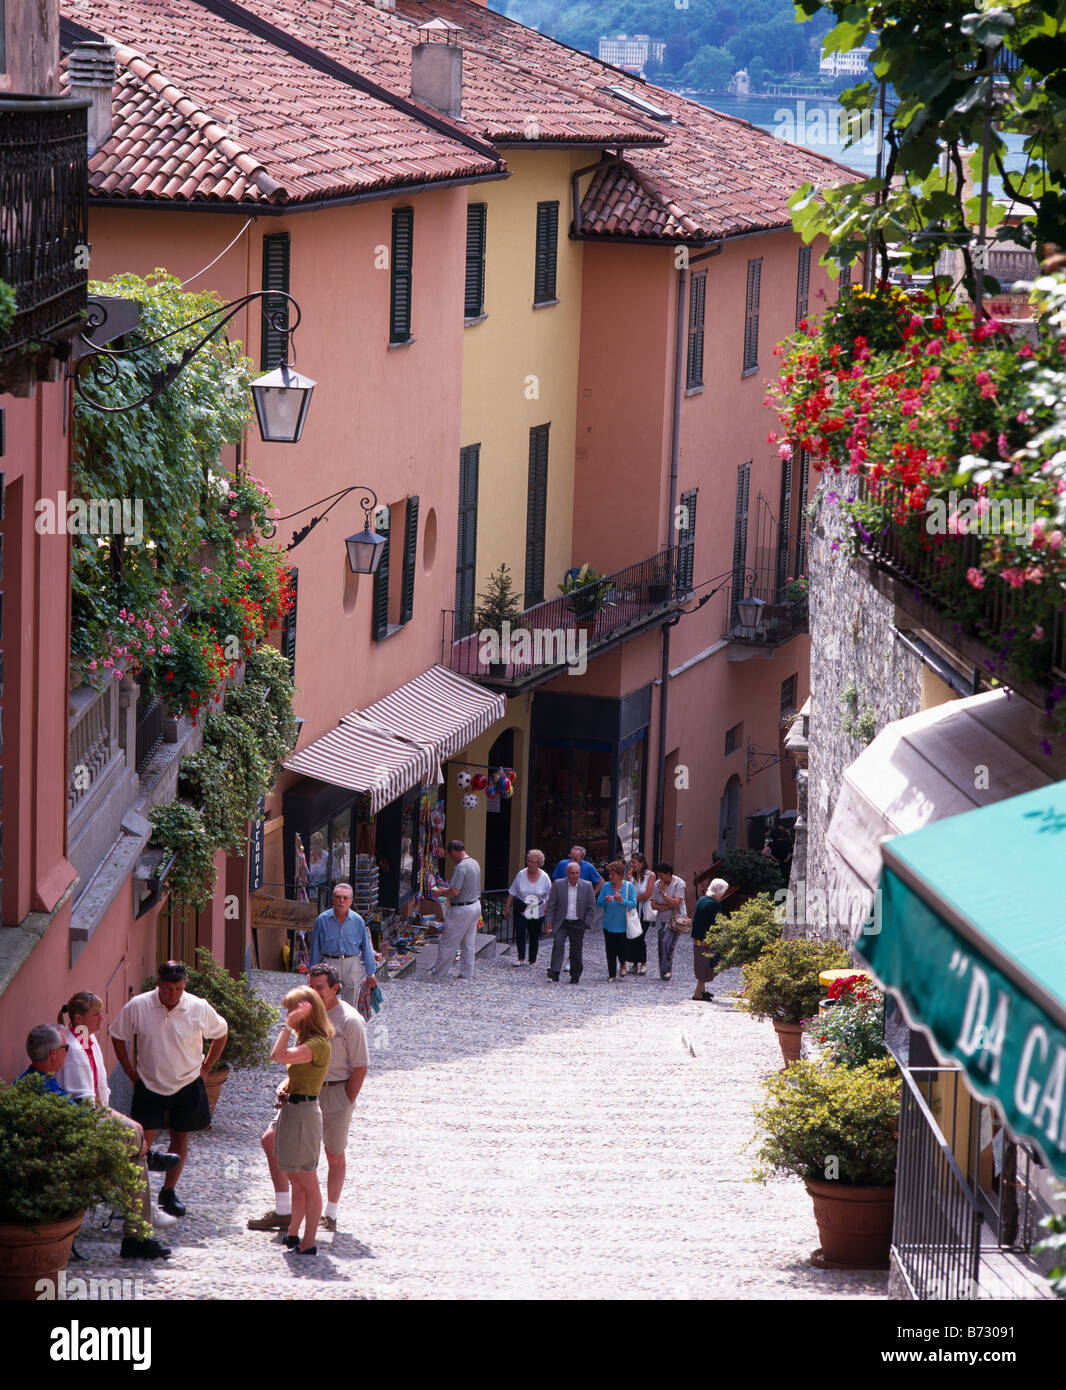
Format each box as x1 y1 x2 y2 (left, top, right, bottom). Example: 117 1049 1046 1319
853 481 1066 709
722 566 809 657
0 95 89 389
441 548 683 690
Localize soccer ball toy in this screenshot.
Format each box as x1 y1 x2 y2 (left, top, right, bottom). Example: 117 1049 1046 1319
456 771 472 788
462 793 479 810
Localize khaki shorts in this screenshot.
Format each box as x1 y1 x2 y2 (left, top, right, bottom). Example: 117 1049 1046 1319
274 1097 322 1173
319 1082 355 1156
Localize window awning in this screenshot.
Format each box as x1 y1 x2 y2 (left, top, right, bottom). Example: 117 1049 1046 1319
351 664 506 764
283 666 505 814
858 781 1066 1180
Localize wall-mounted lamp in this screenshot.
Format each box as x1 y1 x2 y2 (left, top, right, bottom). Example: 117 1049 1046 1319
262 485 385 572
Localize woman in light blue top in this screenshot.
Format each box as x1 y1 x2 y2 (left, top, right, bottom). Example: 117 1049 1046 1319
597 859 637 982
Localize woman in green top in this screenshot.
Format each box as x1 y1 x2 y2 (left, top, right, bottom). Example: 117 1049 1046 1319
691 877 729 1001
271 985 333 1254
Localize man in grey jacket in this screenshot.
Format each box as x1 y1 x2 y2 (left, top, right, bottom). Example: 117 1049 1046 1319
544 860 597 983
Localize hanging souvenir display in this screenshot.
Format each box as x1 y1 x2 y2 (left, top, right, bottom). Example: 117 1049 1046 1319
461 792 479 810
456 770 472 788
471 772 488 791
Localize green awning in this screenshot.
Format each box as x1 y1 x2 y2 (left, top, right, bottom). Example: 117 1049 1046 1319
856 780 1066 1180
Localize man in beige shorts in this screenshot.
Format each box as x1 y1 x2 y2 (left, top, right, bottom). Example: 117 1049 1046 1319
247 963 368 1234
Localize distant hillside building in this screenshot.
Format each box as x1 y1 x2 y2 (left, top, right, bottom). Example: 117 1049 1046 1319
819 46 872 77
598 33 665 68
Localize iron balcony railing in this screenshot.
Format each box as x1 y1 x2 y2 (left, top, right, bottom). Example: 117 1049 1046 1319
442 548 682 688
857 478 1066 684
893 1067 984 1300
0 95 89 355
721 565 809 646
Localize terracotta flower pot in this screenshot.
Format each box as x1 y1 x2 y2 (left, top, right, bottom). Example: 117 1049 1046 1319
202 1063 230 1118
772 1020 804 1067
805 1179 895 1269
0 1210 85 1301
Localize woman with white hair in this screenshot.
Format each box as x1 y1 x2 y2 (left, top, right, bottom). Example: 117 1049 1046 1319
690 877 729 1001
504 849 552 967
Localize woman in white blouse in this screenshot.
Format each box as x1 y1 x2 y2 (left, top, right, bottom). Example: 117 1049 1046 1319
504 849 552 967
650 861 688 981
627 852 656 976
56 990 177 1248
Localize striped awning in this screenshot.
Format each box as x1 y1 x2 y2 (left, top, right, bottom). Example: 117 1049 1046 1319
354 665 506 763
283 666 505 814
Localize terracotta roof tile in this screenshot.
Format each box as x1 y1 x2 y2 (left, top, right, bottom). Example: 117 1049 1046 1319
61 0 501 204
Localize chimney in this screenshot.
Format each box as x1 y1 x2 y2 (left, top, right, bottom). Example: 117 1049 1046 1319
68 41 117 157
411 18 463 119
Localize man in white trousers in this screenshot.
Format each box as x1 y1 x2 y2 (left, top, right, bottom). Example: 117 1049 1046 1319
427 841 482 982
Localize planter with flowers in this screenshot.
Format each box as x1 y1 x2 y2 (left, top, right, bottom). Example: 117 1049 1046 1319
559 564 614 631
805 973 889 1068
737 936 850 1066
768 272 1066 742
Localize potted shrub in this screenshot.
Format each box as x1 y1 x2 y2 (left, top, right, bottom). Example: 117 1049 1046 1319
145 947 278 1115
646 554 671 604
474 564 523 676
738 937 851 1065
559 563 613 630
701 891 783 970
716 846 786 898
0 1076 149 1299
750 1056 901 1269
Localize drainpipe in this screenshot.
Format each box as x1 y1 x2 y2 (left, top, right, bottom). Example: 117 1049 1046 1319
653 261 687 861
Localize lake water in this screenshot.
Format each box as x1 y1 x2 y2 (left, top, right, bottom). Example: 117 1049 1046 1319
688 93 1029 183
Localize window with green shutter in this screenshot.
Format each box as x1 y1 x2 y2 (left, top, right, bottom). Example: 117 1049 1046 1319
677 487 698 594
533 201 559 304
371 509 391 642
731 462 750 627
743 259 761 373
465 204 487 319
796 245 811 327
282 568 298 675
399 495 419 625
686 273 706 389
261 233 290 370
455 445 479 639
390 208 414 343
794 448 810 577
776 455 792 597
525 426 548 606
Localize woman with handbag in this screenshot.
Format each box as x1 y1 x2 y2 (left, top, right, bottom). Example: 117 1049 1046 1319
627 852 655 976
504 849 552 967
691 877 729 1001
271 985 334 1255
650 861 689 981
596 859 638 981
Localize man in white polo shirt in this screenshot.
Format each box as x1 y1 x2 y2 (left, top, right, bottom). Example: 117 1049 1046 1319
110 960 228 1218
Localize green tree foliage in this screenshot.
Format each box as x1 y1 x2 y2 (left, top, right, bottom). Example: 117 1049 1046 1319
789 0 1066 288
738 936 851 1023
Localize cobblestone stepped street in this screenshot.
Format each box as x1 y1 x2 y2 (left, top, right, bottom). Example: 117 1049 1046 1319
75 935 889 1300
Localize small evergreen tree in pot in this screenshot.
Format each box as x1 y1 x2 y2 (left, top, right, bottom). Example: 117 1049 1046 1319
715 847 785 896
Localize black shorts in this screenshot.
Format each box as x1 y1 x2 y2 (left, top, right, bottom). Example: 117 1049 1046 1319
131 1076 211 1133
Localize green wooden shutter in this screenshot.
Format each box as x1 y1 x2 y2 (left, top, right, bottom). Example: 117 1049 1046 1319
534 201 559 303
796 245 811 327
283 568 298 674
731 462 750 626
794 448 810 576
677 488 697 594
390 208 413 343
371 511 391 642
399 495 419 625
686 272 706 389
455 446 479 638
776 455 793 596
465 204 487 318
261 233 290 370
524 425 549 605
743 259 761 371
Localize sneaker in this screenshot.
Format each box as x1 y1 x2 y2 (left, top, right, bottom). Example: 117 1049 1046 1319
153 1208 179 1231
547 972 560 982
513 959 526 968
145 1148 181 1173
158 1188 185 1217
247 1209 289 1231
319 1215 338 1232
120 1237 171 1260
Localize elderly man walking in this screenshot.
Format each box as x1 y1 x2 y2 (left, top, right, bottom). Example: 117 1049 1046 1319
551 845 603 891
544 859 597 983
110 961 228 1218
427 840 482 982
309 882 377 1008
247 963 369 1235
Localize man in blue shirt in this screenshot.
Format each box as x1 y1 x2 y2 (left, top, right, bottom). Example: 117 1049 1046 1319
551 845 604 891
16 1024 73 1094
309 882 377 1007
